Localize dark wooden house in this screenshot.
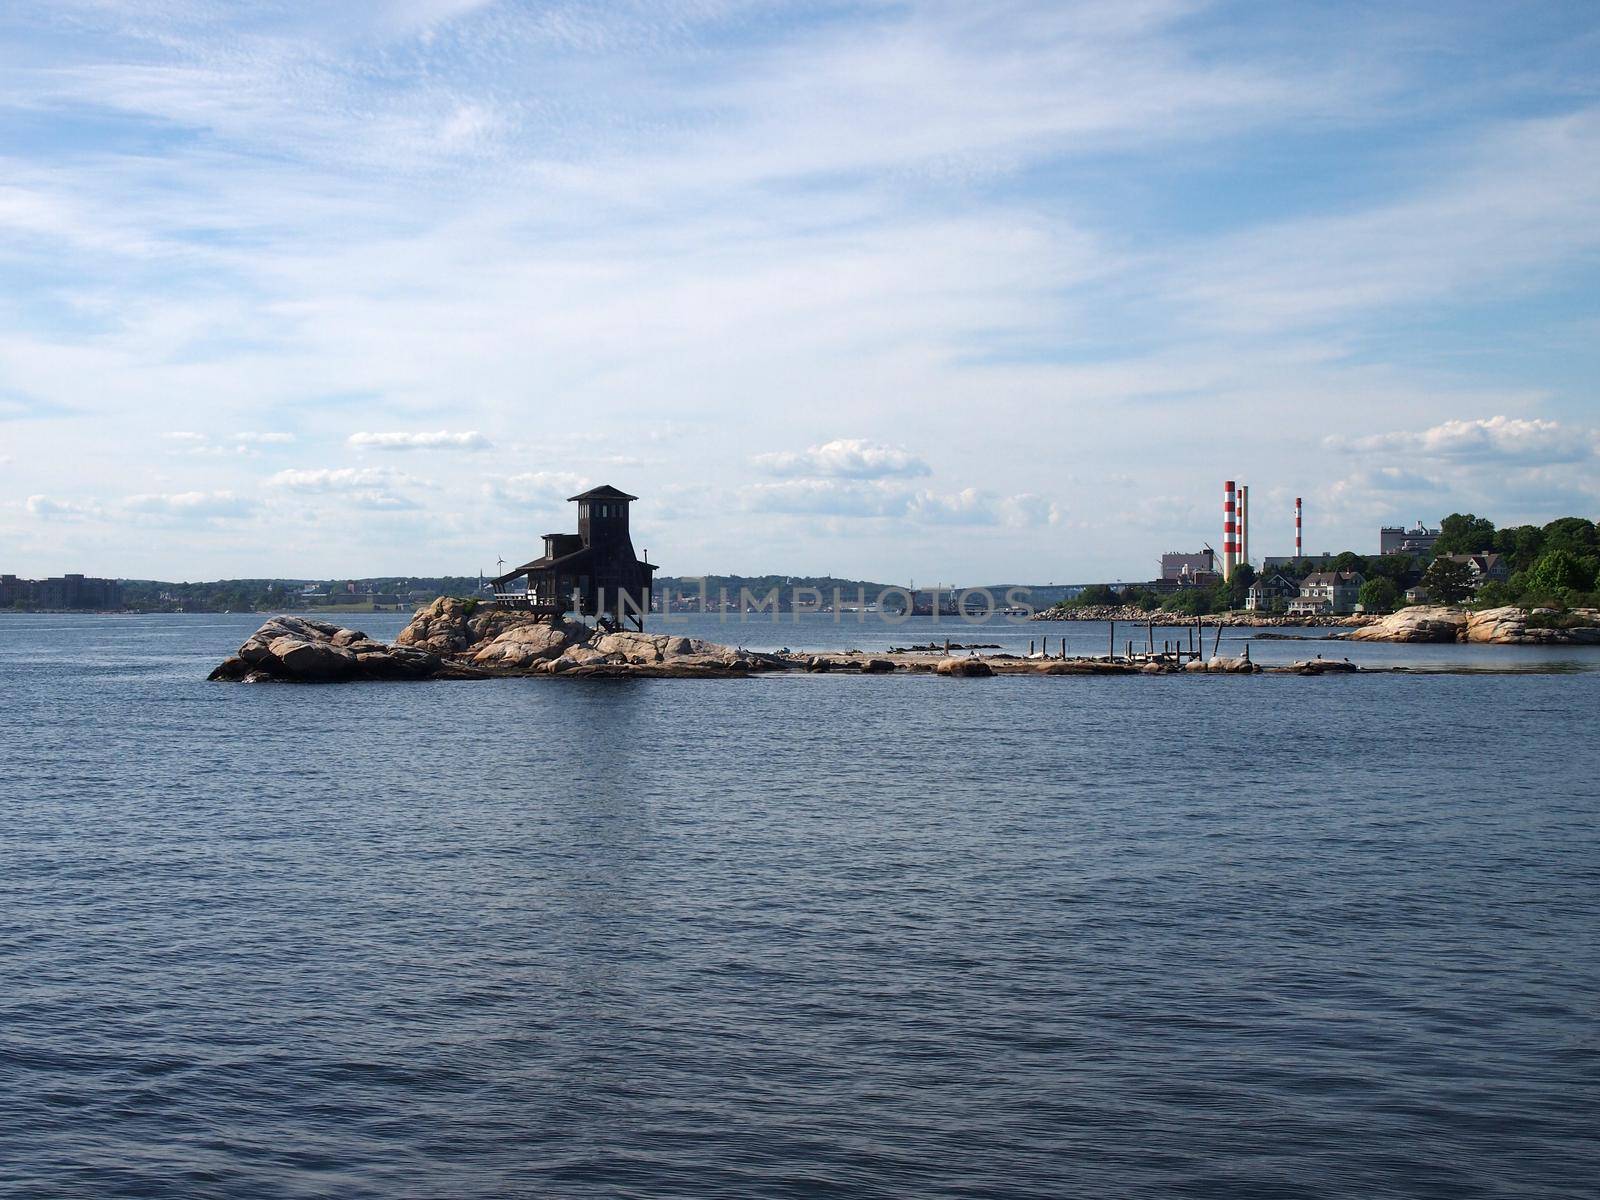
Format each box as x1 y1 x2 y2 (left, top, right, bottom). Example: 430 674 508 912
490 484 657 629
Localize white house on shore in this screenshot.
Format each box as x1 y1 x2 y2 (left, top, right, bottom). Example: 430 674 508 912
1287 570 1365 617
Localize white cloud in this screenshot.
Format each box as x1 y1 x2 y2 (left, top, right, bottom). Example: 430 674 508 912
743 479 910 517
1329 416 1595 465
26 494 102 519
743 479 1062 527
482 471 588 510
234 431 295 445
348 430 489 451
266 467 422 492
121 491 257 520
265 466 429 510
161 431 208 443
753 438 931 479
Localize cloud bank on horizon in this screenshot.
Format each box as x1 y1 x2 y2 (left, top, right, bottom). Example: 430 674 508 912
0 0 1596 580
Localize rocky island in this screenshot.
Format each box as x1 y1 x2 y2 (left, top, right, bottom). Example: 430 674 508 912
209 597 1288 682
209 598 1599 684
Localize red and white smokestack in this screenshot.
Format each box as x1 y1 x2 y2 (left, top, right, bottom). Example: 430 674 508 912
1240 484 1249 570
1223 480 1237 580
1295 496 1303 560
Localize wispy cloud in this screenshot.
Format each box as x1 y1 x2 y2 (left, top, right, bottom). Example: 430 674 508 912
349 430 490 451
482 471 587 510
743 479 1061 527
753 439 931 479
1328 416 1595 464
121 491 257 520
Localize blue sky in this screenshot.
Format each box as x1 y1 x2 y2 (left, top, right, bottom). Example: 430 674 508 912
1 0 1596 582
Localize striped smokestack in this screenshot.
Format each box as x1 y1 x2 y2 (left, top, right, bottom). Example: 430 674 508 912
1240 484 1250 570
1223 480 1237 580
1295 496 1303 559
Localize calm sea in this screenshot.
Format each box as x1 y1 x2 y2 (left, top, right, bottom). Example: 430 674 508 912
3 613 1598 1199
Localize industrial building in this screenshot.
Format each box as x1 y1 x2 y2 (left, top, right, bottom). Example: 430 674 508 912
1160 548 1216 583
1380 523 1441 557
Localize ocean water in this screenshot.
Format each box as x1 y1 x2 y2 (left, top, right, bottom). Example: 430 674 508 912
2 613 1598 1199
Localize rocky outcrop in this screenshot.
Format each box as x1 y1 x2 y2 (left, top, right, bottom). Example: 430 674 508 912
1347 605 1600 645
210 616 446 682
394 596 552 654
213 608 790 682
1466 606 1600 645
1345 606 1468 643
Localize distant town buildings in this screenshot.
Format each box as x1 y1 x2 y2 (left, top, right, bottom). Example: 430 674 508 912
1380 523 1441 557
299 580 406 608
1 573 124 610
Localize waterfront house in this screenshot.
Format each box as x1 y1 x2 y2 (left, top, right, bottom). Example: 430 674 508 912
491 484 657 629
1245 574 1299 613
1287 570 1364 617
1442 553 1509 590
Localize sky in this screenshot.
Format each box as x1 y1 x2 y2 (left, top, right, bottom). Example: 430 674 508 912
1 0 1597 584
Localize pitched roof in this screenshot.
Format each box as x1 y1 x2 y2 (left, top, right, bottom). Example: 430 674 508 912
568 483 638 502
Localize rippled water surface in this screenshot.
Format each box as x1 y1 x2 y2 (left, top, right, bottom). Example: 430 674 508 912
3 614 1598 1198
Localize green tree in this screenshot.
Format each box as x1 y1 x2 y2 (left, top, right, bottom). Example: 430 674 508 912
1223 563 1256 610
1161 588 1217 616
1333 550 1364 574
1475 580 1514 608
1492 524 1545 573
1539 517 1598 559
1523 549 1597 598
1073 583 1117 607
1434 513 1496 556
1421 556 1474 605
1358 577 1398 613
1363 554 1414 584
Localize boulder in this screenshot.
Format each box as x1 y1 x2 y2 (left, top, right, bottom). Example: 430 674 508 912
471 622 575 668
1346 606 1467 643
1205 655 1258 673
1466 606 1532 644
593 630 671 663
860 658 896 673
396 597 554 654
353 645 442 680
207 655 250 681
935 656 993 677
266 636 359 681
